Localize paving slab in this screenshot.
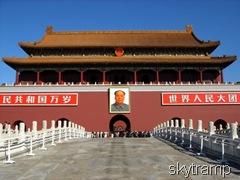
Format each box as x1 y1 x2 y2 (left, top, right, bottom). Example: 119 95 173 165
0 138 239 180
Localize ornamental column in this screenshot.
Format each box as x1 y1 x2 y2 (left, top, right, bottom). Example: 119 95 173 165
134 71 137 84
37 71 40 84
178 70 182 83
80 71 84 84
15 71 20 84
156 70 159 83
217 69 223 83
58 71 62 84
220 70 224 83
199 70 203 83
102 71 106 83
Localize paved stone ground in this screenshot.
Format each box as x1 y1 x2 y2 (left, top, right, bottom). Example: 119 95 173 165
0 138 239 180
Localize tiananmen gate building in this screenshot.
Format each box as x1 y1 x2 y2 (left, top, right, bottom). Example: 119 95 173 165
1 25 239 132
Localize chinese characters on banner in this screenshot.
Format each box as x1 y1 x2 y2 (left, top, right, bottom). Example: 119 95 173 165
0 93 78 106
162 92 240 105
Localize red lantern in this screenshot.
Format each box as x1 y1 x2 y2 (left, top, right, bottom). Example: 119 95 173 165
115 48 124 57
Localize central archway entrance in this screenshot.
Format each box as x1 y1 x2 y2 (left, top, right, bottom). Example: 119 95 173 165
109 115 131 133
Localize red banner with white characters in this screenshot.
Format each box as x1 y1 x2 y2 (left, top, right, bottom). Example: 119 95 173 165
0 93 78 106
162 92 240 105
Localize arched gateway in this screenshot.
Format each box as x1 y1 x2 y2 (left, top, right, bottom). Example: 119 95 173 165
109 115 131 133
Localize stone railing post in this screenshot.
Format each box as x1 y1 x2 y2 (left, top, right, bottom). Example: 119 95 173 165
160 123 164 136
208 121 215 136
19 122 26 142
7 124 11 136
171 120 174 127
230 123 238 139
75 124 78 138
157 124 161 136
219 124 223 131
189 119 193 129
163 122 166 128
32 121 37 137
181 119 185 128
175 120 179 142
63 120 67 140
166 120 170 127
42 120 47 130
72 122 75 139
68 122 72 139
14 125 19 135
80 125 83 138
51 120 55 129
57 120 62 143
164 122 167 138
227 123 230 129
78 125 81 138
169 120 174 140
175 120 179 128
41 120 47 150
51 120 56 146
83 127 86 138
197 120 203 132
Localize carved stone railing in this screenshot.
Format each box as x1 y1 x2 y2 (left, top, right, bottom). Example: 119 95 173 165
153 119 240 166
0 120 90 164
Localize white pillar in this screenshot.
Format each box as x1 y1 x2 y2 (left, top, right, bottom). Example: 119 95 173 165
58 120 62 129
78 125 81 138
160 123 163 128
63 120 67 128
197 120 203 132
171 120 174 127
7 124 11 136
83 127 86 138
188 119 193 129
19 122 25 135
208 121 215 136
227 123 230 129
57 120 62 143
167 121 170 127
163 122 166 127
19 122 26 141
230 123 238 139
74 124 77 138
32 121 37 136
219 124 223 131
69 122 72 139
42 120 47 130
181 119 185 128
14 125 19 134
63 121 67 140
51 120 55 129
51 120 56 146
175 120 179 128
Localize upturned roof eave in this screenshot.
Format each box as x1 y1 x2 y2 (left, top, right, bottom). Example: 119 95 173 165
19 41 220 49
3 55 236 66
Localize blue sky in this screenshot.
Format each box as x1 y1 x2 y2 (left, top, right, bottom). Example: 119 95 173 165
0 0 239 83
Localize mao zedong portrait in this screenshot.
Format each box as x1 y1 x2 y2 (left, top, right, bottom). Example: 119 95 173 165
111 90 129 112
